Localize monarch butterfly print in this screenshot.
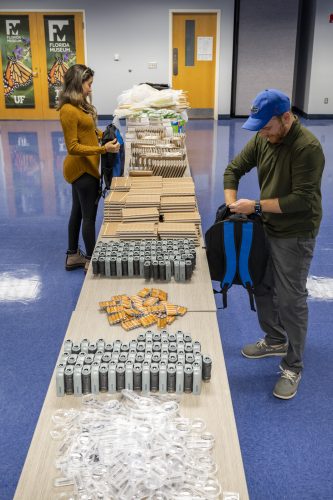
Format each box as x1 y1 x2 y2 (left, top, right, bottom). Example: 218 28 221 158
48 56 69 87
3 56 33 96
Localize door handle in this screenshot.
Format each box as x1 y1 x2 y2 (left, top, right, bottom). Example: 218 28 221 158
173 48 178 76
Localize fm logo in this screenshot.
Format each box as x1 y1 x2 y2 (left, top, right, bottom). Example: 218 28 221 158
48 20 69 42
6 19 20 36
18 135 29 147
58 138 66 152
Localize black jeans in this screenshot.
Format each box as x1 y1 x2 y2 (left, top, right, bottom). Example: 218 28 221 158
68 173 100 257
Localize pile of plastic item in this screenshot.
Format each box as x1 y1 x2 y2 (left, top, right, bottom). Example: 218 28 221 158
114 84 189 118
99 287 188 331
130 108 184 120
51 390 222 499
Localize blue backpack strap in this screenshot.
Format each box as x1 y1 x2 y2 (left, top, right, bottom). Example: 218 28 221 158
115 128 124 145
220 222 237 308
239 222 256 311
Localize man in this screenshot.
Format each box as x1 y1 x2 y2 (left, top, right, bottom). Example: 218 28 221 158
224 88 325 400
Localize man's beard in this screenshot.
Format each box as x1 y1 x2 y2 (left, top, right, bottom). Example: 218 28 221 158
267 122 288 144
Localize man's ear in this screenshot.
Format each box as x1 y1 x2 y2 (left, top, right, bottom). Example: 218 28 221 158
282 111 292 124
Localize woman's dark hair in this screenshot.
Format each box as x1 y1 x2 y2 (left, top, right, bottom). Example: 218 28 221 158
57 64 97 120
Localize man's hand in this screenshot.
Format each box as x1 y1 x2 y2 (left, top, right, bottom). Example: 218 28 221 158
229 198 255 215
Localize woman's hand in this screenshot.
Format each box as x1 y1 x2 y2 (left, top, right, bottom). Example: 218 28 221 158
104 138 120 153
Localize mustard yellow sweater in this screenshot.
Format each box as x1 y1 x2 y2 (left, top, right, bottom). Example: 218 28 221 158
59 103 106 183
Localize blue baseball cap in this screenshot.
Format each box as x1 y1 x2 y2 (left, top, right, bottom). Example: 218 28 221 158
242 89 290 131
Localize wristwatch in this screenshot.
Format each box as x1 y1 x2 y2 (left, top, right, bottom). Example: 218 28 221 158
254 200 262 216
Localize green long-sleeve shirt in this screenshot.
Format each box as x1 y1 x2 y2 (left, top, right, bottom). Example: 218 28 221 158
224 118 325 237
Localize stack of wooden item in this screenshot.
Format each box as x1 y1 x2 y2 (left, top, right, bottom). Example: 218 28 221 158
128 137 187 177
102 177 200 245
126 130 186 148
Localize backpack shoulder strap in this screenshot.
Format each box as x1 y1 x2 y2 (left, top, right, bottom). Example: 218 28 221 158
220 221 237 308
238 221 256 311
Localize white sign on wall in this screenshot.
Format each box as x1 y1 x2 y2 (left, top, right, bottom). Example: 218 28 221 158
197 36 213 61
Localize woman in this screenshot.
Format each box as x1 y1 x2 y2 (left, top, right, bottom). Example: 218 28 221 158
58 64 119 271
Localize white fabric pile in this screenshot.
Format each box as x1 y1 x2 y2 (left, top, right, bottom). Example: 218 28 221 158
114 84 189 117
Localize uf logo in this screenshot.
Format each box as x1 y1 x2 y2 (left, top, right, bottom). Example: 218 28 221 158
13 96 26 104
48 20 69 42
6 19 20 36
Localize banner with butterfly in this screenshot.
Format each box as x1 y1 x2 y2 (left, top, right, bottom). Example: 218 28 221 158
0 15 35 108
44 15 76 109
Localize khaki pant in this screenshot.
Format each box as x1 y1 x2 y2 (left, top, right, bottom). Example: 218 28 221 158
254 235 315 373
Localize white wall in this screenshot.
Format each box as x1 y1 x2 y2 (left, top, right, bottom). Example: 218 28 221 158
235 0 299 115
0 0 235 116
307 0 333 114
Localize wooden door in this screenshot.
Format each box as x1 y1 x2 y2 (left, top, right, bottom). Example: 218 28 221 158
0 12 84 120
172 13 217 118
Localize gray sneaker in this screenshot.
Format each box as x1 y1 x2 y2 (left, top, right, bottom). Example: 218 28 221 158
273 367 301 399
241 338 288 359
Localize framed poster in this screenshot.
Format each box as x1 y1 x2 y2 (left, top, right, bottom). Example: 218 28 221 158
0 15 35 108
44 15 77 109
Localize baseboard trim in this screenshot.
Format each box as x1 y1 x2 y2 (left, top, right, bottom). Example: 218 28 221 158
292 107 333 120
188 108 214 119
98 114 114 121
218 114 231 120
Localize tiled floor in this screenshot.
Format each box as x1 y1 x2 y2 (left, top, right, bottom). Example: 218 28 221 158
0 118 332 499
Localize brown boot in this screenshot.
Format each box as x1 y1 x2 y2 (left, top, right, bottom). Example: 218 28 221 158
84 259 91 274
65 250 86 271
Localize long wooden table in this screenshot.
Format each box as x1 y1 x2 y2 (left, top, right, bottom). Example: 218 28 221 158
14 125 248 499
14 310 248 499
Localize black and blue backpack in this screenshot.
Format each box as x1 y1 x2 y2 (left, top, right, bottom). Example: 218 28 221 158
205 204 269 311
99 119 125 198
